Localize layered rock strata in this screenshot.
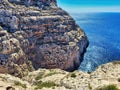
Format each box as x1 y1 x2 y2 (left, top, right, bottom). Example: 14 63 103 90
0 0 88 76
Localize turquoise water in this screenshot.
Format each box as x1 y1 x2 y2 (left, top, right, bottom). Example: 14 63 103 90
71 12 120 72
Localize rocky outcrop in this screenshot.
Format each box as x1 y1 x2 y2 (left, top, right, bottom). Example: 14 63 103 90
0 0 88 76
0 61 120 90
8 0 57 9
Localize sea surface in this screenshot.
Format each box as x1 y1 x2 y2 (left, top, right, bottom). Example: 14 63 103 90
71 12 120 72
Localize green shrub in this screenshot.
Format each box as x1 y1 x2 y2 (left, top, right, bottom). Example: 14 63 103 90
35 81 57 89
14 81 26 88
35 71 57 81
118 78 120 82
35 72 45 80
87 71 91 74
45 71 57 77
35 75 43 80
70 73 76 78
96 84 119 90
88 83 92 90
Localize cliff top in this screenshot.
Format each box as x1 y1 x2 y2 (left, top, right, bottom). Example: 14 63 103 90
0 61 120 90
1 0 57 9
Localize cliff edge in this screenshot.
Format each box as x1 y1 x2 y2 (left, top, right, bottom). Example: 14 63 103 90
0 0 88 77
0 61 120 90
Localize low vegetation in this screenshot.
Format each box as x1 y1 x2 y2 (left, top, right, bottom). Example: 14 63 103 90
118 78 120 82
88 83 92 90
35 71 58 81
70 73 77 78
96 84 119 90
35 72 45 80
14 81 26 88
35 81 57 89
35 75 43 80
44 71 58 77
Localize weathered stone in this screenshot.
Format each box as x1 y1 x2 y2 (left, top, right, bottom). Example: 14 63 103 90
0 61 120 90
8 0 57 9
0 0 88 77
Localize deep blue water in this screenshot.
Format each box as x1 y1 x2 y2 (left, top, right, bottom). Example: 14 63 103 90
71 12 120 72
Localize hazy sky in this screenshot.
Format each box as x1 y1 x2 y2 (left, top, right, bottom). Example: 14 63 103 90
57 0 120 12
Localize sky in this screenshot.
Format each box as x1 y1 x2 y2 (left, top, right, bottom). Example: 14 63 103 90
57 0 120 13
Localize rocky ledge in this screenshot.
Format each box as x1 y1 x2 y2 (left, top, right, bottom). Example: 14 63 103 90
0 0 88 77
0 61 120 90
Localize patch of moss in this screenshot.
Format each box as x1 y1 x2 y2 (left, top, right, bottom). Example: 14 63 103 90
70 73 76 78
35 75 43 80
87 71 92 74
28 74 32 78
35 72 45 80
96 84 119 90
35 81 57 89
14 81 26 88
45 71 58 77
35 71 58 80
88 83 92 90
118 78 120 82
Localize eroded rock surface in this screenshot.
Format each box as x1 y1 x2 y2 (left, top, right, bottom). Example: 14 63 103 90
0 61 120 90
0 0 88 76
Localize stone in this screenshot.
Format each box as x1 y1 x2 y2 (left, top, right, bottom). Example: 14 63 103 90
10 16 19 30
8 0 57 9
0 61 120 90
0 0 88 77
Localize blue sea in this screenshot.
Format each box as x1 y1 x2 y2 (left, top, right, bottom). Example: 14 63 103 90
71 12 120 72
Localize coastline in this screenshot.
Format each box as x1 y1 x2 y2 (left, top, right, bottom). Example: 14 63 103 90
0 0 120 90
0 61 120 90
0 0 88 77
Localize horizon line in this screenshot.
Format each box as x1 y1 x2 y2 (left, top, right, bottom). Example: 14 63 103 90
58 6 120 13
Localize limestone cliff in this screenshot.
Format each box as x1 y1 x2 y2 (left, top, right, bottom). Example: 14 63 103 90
0 61 120 90
0 0 88 77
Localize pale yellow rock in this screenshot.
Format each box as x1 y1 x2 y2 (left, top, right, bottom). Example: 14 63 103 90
0 61 120 90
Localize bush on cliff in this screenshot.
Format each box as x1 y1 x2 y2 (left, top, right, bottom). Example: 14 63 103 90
35 81 57 89
14 81 26 88
118 78 120 82
70 73 76 78
96 84 119 90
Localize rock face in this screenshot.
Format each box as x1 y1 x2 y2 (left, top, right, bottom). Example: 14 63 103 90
0 61 120 90
8 0 57 8
0 0 88 76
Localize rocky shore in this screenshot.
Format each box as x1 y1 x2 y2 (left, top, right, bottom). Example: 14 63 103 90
0 0 88 77
0 61 120 90
0 0 119 90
